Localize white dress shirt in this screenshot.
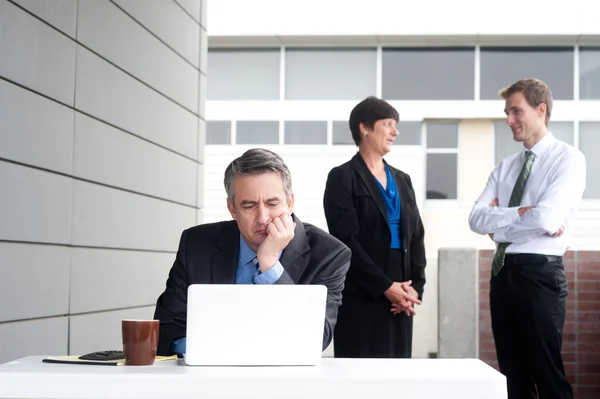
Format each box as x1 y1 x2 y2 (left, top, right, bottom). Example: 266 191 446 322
469 132 586 256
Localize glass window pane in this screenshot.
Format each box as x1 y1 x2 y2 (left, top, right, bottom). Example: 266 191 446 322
494 121 574 164
426 122 458 149
236 121 279 144
493 121 522 164
207 49 280 100
332 121 354 145
579 123 600 199
396 122 422 145
206 121 231 145
426 154 457 199
480 47 574 100
285 48 377 100
284 121 327 144
382 47 475 100
549 122 573 145
579 47 600 99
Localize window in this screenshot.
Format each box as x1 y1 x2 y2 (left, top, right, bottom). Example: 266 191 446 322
578 123 600 199
579 47 600 100
480 47 574 100
236 121 279 144
207 49 280 100
285 48 377 100
284 121 327 144
425 122 458 200
396 122 422 145
206 121 231 144
332 121 354 145
493 121 574 164
382 47 475 100
332 121 422 145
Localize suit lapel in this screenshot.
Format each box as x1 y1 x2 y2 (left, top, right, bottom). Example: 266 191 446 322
352 153 388 224
211 223 240 284
279 214 309 283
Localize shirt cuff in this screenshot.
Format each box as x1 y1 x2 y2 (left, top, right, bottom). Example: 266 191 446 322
171 337 186 356
493 207 521 243
505 206 521 224
253 261 284 284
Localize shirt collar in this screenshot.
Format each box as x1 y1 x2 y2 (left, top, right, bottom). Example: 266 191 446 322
238 234 257 267
524 131 555 157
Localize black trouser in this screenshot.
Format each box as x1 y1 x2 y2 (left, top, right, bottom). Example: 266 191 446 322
490 253 572 399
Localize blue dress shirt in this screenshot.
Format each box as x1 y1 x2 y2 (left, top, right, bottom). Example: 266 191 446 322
171 233 284 355
375 164 402 249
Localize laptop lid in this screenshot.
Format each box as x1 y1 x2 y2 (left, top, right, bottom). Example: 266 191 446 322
184 284 327 366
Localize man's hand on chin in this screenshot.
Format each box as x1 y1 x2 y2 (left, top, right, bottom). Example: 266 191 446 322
256 213 296 272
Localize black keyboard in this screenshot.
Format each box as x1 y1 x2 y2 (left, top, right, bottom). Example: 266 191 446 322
79 350 125 361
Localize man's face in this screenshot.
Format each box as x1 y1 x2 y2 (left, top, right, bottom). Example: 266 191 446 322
504 91 546 146
227 172 294 252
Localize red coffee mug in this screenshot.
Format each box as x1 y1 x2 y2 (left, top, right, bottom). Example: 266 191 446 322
122 319 159 366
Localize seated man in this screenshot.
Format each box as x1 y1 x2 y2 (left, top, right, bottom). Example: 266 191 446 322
154 148 351 356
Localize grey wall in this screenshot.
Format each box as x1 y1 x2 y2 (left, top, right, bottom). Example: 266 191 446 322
0 0 207 363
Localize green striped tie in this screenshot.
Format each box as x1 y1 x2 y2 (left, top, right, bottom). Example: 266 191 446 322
491 151 536 276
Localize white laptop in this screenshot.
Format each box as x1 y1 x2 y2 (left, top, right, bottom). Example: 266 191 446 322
184 284 327 366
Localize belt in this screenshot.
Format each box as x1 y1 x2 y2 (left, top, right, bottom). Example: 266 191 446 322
504 253 562 265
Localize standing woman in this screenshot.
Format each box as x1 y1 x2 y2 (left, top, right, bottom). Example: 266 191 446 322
323 96 426 358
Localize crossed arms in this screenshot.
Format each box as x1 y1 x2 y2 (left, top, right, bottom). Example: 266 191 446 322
468 151 586 244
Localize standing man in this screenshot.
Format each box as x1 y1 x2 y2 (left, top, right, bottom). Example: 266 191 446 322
469 78 586 399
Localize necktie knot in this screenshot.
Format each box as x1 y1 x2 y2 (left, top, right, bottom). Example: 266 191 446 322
525 151 535 161
251 257 259 268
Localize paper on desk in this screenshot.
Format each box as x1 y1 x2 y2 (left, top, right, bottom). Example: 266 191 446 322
42 355 178 366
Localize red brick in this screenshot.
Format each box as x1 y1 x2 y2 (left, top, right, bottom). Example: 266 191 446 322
565 309 576 322
563 340 577 352
580 322 600 333
578 353 600 364
480 331 495 342
480 250 494 260
578 343 600 352
579 302 600 312
480 300 490 310
562 352 577 362
578 251 600 260
566 270 576 281
579 312 600 323
564 260 577 271
564 322 577 333
565 362 577 377
479 350 497 362
578 363 600 374
564 251 576 260
563 332 577 343
568 280 576 291
580 332 600 343
480 268 491 281
574 385 600 398
576 374 600 385
579 292 600 302
579 281 600 291
480 340 497 352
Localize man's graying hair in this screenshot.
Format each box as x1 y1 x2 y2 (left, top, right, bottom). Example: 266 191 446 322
224 148 293 205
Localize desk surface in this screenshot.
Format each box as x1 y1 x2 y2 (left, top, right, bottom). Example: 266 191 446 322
0 356 506 399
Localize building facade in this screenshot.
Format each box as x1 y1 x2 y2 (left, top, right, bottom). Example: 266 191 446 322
0 0 207 363
204 0 600 357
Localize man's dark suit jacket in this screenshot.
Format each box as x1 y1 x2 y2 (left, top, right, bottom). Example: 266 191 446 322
323 153 426 300
153 214 351 356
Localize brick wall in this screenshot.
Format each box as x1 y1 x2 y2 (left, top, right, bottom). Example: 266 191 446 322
479 250 600 398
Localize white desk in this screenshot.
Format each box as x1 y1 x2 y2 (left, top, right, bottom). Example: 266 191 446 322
0 356 507 399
